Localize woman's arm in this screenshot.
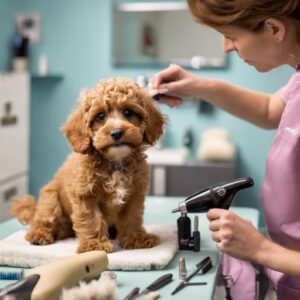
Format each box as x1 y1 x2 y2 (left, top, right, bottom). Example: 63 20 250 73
207 208 300 279
257 237 300 279
203 80 284 129
150 64 284 129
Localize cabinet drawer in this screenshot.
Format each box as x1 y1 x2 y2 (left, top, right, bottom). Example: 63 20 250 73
150 163 235 197
0 175 28 222
0 73 30 181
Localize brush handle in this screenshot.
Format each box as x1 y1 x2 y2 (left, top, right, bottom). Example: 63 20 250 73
144 273 173 291
25 251 108 300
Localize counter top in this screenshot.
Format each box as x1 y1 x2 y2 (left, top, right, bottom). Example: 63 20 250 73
0 196 259 299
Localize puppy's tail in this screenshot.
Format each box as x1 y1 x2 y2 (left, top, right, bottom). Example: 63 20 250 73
10 195 36 225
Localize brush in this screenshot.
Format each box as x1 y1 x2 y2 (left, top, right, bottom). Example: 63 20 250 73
0 270 23 280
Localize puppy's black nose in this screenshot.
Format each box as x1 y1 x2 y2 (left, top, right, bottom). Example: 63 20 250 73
110 128 124 140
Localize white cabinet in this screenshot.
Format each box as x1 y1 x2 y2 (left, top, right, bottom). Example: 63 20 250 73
0 176 28 222
0 73 30 221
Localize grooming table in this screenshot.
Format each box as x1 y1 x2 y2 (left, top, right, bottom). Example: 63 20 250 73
0 196 259 299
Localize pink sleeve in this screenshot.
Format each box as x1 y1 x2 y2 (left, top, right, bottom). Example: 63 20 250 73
279 73 298 104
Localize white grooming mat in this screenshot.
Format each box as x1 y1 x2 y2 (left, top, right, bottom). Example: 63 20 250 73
0 224 177 270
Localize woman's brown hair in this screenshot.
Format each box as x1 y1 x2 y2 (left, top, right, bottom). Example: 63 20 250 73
188 0 300 32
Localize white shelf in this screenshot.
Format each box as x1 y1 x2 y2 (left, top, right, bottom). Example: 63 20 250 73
31 74 64 80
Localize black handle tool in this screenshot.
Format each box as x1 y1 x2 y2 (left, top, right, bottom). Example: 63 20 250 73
123 287 140 300
172 177 254 214
125 273 173 300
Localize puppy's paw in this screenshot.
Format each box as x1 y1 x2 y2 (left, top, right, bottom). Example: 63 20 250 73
77 239 114 253
25 229 55 245
120 232 160 249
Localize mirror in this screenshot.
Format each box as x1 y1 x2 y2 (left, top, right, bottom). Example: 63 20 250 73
112 1 227 69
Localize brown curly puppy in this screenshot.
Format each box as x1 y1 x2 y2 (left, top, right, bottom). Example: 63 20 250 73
11 78 166 253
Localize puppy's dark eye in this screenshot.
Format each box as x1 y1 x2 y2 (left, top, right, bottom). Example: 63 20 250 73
96 112 106 121
123 109 134 118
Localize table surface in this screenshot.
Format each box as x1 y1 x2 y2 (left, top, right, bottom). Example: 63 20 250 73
0 196 259 300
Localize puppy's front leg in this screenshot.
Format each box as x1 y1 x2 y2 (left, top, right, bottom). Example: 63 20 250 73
71 199 113 253
116 196 160 249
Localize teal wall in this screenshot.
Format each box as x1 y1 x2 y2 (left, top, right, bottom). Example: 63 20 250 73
0 0 294 225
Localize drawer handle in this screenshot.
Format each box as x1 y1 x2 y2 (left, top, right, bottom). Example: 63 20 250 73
4 186 18 202
1 101 18 126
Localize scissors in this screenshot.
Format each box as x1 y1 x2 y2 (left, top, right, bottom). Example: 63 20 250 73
171 256 212 295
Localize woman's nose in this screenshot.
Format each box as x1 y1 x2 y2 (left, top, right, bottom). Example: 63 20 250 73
223 37 236 53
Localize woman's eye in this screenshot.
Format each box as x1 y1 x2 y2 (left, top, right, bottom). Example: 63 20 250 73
123 109 134 117
96 112 106 121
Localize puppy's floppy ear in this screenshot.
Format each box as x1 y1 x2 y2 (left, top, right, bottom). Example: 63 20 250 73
61 91 92 154
143 96 167 145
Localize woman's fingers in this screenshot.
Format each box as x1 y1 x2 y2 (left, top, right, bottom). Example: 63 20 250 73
207 208 223 221
157 95 183 107
211 231 222 243
209 220 220 232
150 64 181 88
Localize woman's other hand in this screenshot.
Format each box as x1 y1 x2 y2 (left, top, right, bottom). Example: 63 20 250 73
149 64 210 107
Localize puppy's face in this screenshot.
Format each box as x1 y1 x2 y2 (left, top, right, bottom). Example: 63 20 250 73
87 88 149 160
62 78 165 161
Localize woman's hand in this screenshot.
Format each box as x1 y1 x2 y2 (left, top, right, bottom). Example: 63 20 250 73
207 208 267 263
149 64 210 107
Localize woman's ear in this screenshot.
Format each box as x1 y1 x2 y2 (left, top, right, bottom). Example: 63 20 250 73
264 18 286 42
61 92 92 154
143 96 168 145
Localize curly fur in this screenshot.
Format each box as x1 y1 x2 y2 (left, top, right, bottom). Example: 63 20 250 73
11 78 166 253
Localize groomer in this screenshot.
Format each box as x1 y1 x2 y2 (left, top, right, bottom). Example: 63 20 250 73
149 0 300 299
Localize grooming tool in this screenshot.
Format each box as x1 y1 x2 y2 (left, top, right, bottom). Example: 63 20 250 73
130 273 173 299
171 256 212 296
123 287 140 300
148 86 168 101
0 270 24 280
152 93 161 101
171 281 207 295
0 251 108 300
0 274 40 299
172 177 254 214
191 215 200 252
177 214 200 251
223 275 234 300
186 256 212 278
177 211 191 250
179 258 187 281
172 177 254 250
149 90 161 101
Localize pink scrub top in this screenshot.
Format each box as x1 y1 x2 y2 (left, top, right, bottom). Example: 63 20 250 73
220 71 300 300
260 70 300 297
219 72 300 299
261 70 300 251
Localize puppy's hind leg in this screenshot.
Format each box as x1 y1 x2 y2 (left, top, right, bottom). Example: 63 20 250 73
25 180 63 245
